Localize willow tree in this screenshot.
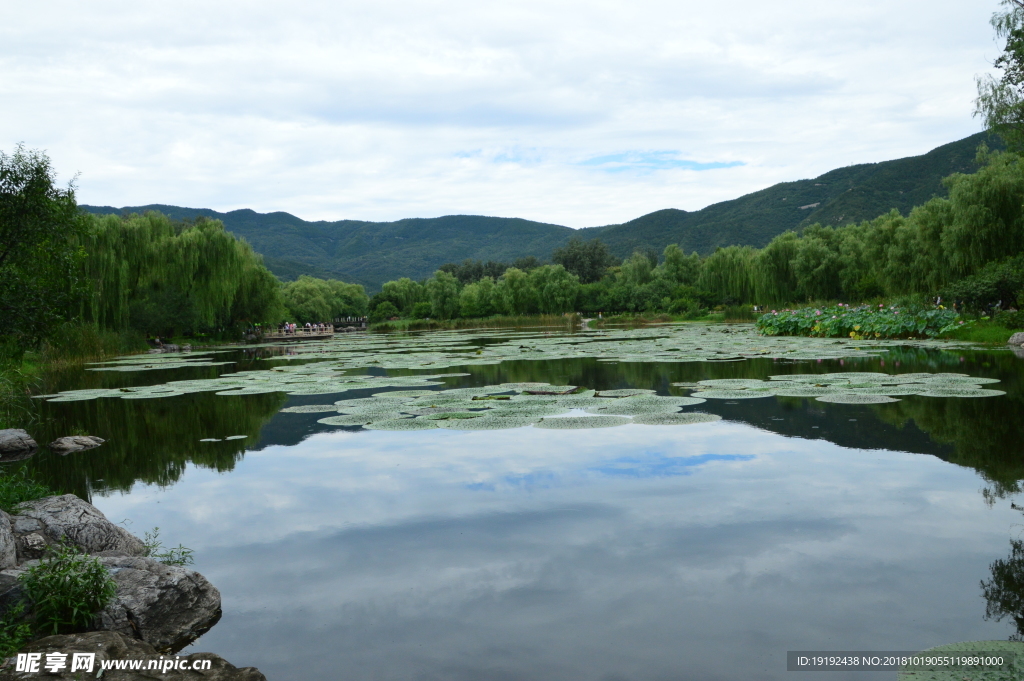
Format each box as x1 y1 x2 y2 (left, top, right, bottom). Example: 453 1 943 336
79 212 285 336
976 0 1024 150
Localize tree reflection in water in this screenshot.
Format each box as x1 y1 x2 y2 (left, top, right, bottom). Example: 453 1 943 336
982 505 1024 640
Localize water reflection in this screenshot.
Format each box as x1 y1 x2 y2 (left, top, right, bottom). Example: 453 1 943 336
94 423 1021 681
9 341 1024 507
9 334 1024 679
982 503 1024 640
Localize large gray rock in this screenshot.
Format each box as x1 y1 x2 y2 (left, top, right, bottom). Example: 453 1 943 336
1009 331 1024 346
11 495 146 558
0 430 36 461
97 556 222 653
48 435 104 455
0 631 266 680
0 513 15 570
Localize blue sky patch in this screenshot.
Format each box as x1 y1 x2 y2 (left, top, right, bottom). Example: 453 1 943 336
580 151 744 173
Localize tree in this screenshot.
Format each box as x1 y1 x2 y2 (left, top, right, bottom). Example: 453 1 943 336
529 265 579 314
659 244 700 286
459 277 496 317
426 270 461 319
0 145 84 355
494 267 535 315
282 275 368 324
977 1 1024 150
551 237 618 283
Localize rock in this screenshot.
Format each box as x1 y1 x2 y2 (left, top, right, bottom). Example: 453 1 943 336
96 556 222 653
1009 331 1024 346
11 495 146 557
0 430 36 461
0 514 15 570
1014 344 1024 360
0 630 266 680
48 435 105 455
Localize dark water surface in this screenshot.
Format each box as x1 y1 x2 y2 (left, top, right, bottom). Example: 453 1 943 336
10 327 1024 680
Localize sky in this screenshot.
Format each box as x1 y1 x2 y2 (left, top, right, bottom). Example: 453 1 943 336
0 0 1003 227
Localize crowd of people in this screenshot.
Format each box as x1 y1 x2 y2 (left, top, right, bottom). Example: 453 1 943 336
277 322 333 335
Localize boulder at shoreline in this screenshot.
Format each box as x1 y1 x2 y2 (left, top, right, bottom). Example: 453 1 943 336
10 495 146 559
0 430 37 461
1009 331 1024 346
97 555 223 652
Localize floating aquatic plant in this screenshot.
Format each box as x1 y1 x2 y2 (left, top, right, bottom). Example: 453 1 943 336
815 394 901 404
534 415 632 429
280 405 340 413
631 412 722 426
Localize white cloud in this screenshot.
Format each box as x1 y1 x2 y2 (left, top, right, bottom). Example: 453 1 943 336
0 0 999 226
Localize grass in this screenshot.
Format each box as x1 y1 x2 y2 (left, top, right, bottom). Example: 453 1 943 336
20 542 118 636
938 319 1017 343
39 323 148 368
142 527 195 567
0 468 55 514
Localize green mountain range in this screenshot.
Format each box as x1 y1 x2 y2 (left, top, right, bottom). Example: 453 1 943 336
82 131 1000 290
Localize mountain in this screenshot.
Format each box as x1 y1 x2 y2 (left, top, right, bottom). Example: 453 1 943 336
82 131 1001 290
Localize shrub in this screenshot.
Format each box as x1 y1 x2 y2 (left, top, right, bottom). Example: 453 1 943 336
20 543 117 636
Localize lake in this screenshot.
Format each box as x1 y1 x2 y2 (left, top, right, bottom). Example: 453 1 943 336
12 323 1024 680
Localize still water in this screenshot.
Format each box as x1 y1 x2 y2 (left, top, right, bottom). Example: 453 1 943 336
11 325 1024 680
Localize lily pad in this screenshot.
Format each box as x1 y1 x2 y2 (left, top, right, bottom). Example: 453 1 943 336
595 389 657 397
815 394 901 404
631 412 723 425
364 419 439 431
693 389 773 399
435 416 540 430
534 415 631 429
280 405 340 413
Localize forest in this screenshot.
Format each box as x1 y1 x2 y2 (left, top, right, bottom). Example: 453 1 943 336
363 146 1024 326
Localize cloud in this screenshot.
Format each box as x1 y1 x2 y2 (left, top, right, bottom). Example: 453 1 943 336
0 0 999 226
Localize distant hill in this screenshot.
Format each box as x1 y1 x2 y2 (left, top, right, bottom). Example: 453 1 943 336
82 131 1000 290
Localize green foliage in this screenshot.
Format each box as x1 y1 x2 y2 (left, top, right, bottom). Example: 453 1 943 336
528 265 580 314
20 542 117 636
379 277 426 314
282 275 368 323
40 324 148 367
0 468 53 514
79 212 286 337
459 277 496 317
551 237 618 283
940 254 1024 313
756 304 964 339
976 1 1024 151
142 527 194 567
426 270 461 319
369 301 400 323
0 602 32 658
494 268 535 315
0 145 85 356
438 259 510 285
